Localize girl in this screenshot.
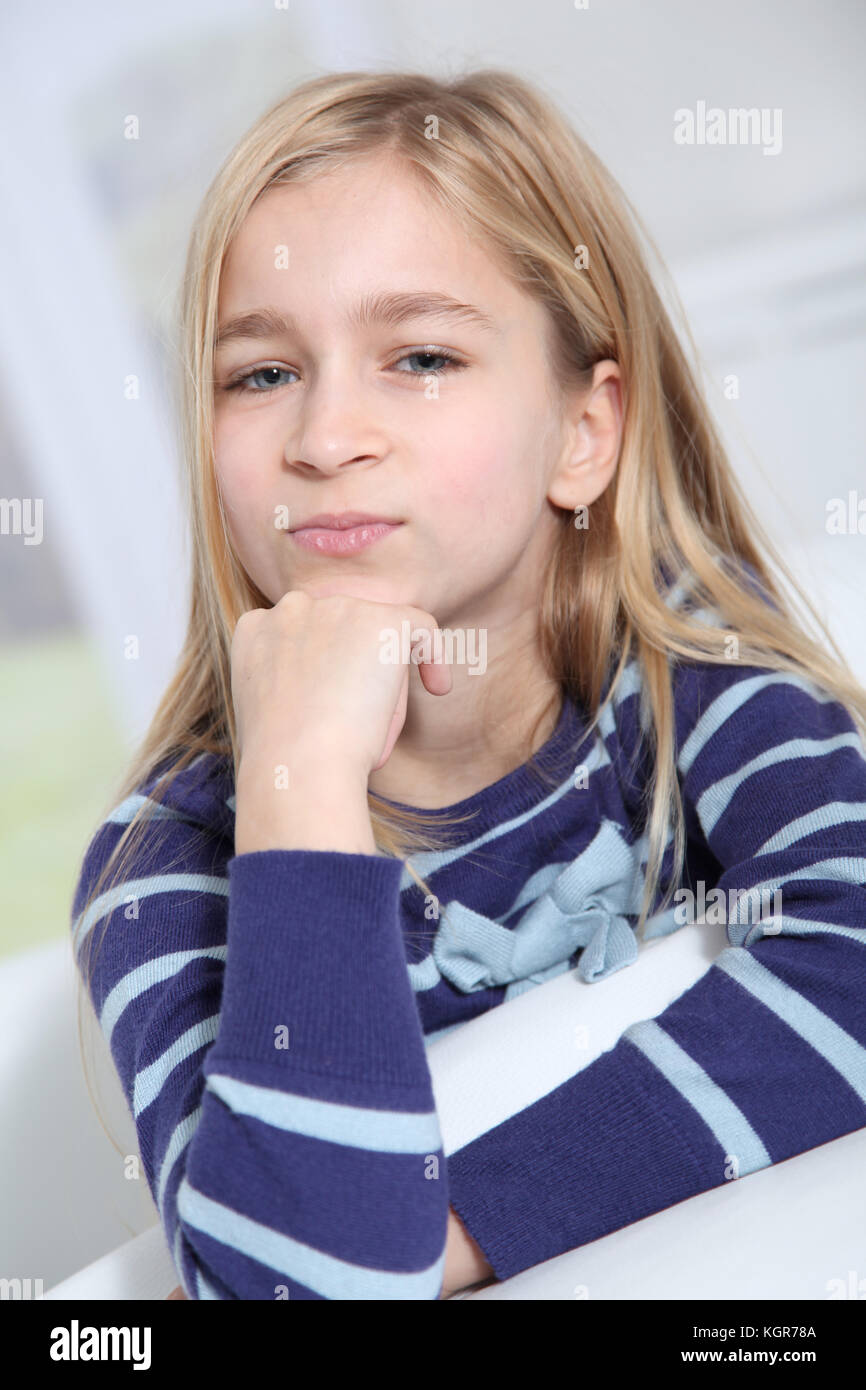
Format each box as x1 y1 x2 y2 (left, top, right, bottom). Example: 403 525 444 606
72 68 866 1301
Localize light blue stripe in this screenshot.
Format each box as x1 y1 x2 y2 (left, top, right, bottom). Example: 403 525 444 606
105 794 189 825
725 913 866 950
101 948 227 1045
170 1224 222 1300
399 732 611 888
72 873 229 955
594 601 725 744
176 1177 446 1300
717 948 866 1105
399 749 605 888
173 1227 188 1297
662 572 722 618
205 1072 442 1154
502 857 574 917
195 1268 221 1300
597 662 642 740
757 801 866 855
678 673 839 776
133 1016 220 1118
723 857 866 938
719 857 866 948
664 577 692 610
690 606 728 629
696 733 864 835
406 953 441 992
624 1017 771 1173
106 754 212 824
157 1106 202 1215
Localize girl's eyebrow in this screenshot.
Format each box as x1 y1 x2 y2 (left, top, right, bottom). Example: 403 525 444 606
215 290 501 348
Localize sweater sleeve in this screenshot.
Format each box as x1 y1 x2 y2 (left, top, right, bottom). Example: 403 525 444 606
445 659 866 1282
71 773 449 1300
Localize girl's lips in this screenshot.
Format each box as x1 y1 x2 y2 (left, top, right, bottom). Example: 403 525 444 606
289 521 403 555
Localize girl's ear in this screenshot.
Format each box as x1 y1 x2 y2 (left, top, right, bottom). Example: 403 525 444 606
546 361 623 512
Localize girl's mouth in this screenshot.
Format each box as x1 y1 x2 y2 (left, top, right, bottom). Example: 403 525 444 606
289 521 404 555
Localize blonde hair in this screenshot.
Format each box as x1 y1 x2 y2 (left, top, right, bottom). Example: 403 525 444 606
73 66 866 1158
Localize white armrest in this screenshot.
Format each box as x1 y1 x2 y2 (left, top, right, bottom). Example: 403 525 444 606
43 1225 178 1301
42 919 865 1298
460 1124 866 1299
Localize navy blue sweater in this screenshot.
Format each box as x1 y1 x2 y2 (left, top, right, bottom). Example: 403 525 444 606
71 599 866 1298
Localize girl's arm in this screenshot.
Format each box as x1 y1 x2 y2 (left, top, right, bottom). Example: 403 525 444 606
73 751 456 1299
167 1206 492 1300
442 657 866 1282
232 744 493 1298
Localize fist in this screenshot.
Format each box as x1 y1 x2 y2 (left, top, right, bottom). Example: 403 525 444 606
230 588 452 777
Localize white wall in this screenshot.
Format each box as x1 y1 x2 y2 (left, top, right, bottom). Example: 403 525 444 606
0 0 863 740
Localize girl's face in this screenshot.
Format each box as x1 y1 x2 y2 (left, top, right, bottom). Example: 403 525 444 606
213 154 617 629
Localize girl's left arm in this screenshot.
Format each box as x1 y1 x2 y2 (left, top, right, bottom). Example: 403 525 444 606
444 657 866 1284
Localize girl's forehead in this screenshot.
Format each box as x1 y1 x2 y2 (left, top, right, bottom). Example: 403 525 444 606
233 170 467 265
220 179 531 327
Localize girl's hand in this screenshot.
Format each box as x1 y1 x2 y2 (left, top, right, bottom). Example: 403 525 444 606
230 589 452 778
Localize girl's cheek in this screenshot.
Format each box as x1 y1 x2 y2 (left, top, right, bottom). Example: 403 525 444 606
433 445 504 501
214 442 260 501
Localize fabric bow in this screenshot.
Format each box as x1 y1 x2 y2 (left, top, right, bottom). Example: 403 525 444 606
431 818 680 997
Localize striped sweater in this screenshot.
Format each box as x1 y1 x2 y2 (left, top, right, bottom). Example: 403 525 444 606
71 596 866 1299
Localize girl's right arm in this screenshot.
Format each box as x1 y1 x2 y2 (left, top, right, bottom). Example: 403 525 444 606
73 760 449 1298
73 591 456 1299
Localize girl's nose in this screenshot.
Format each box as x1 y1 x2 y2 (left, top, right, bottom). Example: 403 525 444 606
284 445 381 476
286 381 387 476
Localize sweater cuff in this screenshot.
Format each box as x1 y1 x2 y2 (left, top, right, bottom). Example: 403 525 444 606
446 1041 708 1283
205 850 434 1107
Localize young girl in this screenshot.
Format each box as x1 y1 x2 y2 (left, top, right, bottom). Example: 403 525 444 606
72 68 866 1301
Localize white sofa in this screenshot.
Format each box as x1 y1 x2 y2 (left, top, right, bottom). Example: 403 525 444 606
3 917 863 1301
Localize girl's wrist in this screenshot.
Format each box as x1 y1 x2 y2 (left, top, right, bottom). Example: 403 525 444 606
238 731 370 785
234 750 376 855
440 1206 495 1298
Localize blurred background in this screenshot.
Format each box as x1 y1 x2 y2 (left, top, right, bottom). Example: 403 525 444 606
1 0 865 1295
1 0 864 955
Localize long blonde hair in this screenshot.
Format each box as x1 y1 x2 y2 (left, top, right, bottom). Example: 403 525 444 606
73 66 866 1157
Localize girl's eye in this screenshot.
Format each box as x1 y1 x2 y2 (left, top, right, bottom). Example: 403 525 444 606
225 366 296 395
391 348 467 376
223 349 466 396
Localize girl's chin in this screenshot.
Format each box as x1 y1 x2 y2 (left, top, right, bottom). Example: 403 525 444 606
285 576 414 605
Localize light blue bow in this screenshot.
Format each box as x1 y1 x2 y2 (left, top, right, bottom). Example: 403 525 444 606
431 819 681 997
